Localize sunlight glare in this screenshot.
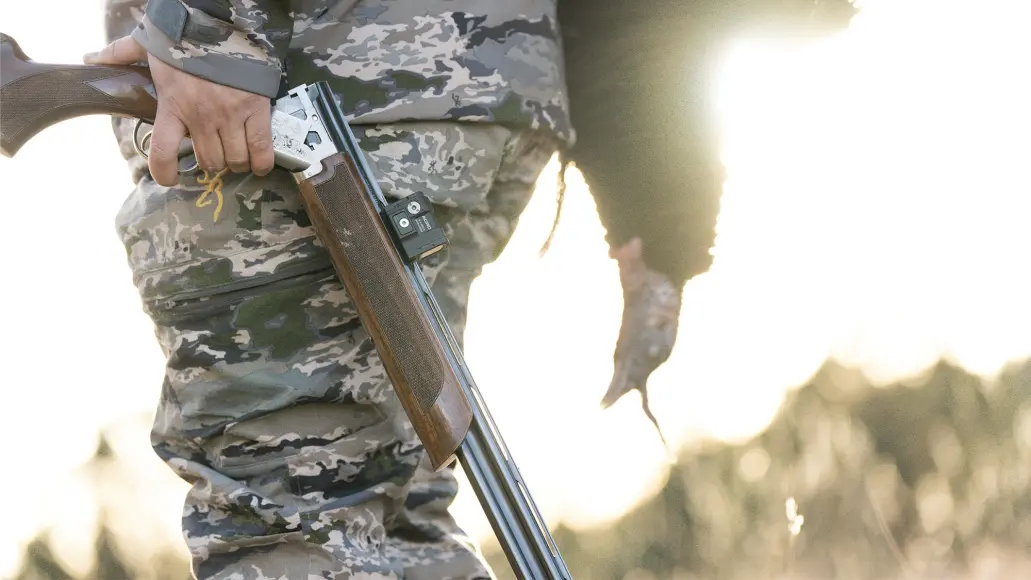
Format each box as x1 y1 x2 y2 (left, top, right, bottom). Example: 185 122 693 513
1 0 1030 574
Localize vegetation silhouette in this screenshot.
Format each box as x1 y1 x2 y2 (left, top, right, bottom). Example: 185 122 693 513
481 358 1031 580
13 357 1031 579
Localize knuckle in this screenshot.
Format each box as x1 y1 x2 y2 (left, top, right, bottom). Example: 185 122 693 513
233 100 254 118
149 142 174 160
220 98 240 115
249 114 271 130
112 41 130 61
247 97 268 112
248 119 271 136
249 135 272 152
195 154 222 172
191 100 217 124
163 96 185 119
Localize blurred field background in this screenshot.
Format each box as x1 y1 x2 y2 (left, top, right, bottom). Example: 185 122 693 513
2 0 1030 578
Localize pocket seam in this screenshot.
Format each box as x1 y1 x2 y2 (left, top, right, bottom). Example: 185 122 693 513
133 231 319 279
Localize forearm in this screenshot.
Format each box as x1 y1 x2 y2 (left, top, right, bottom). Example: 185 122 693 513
576 137 723 290
130 0 291 98
558 0 722 289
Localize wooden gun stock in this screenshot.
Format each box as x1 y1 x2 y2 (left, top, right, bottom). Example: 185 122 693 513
0 33 157 157
296 152 472 469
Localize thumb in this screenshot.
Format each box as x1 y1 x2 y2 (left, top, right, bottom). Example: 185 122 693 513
83 35 147 65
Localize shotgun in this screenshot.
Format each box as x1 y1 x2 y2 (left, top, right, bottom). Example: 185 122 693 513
0 32 572 580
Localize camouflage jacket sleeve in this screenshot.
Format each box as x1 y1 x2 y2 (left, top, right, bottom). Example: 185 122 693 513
130 0 291 98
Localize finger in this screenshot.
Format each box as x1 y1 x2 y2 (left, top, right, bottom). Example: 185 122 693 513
149 105 187 186
192 128 227 174
83 35 146 65
219 125 250 174
245 109 274 176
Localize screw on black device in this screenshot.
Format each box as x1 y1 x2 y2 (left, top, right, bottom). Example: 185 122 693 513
384 192 449 263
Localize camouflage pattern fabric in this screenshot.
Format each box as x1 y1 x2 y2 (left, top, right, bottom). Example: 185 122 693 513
114 120 555 579
130 0 291 98
120 0 573 143
103 1 565 578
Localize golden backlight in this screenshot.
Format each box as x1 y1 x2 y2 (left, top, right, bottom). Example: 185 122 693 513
0 0 1028 575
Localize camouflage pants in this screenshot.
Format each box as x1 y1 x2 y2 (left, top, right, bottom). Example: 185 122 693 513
114 122 556 579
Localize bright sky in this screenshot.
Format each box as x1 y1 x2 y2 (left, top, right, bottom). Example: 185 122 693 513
2 0 1030 576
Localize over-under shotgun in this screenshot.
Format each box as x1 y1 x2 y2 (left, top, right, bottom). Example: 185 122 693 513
0 32 572 580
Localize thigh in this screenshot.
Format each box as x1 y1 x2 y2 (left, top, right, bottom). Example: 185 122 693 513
116 122 549 578
381 130 558 578
427 130 559 344
119 123 537 443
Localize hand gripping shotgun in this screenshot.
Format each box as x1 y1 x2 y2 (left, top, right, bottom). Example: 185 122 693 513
0 33 572 580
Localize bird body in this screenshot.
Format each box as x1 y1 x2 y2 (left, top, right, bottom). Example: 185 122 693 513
601 237 682 447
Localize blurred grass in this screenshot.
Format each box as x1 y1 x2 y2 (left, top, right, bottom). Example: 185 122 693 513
12 356 1031 580
482 357 1031 580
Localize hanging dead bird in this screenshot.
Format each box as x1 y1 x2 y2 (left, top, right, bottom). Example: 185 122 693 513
601 237 681 449
554 0 858 445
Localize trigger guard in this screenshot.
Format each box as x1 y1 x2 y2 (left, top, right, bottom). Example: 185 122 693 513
131 118 199 175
